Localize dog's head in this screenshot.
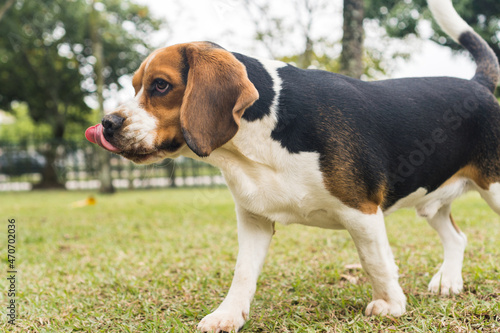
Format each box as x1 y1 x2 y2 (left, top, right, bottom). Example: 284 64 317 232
86 42 258 163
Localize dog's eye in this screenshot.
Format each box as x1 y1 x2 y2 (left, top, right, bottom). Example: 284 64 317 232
152 79 170 95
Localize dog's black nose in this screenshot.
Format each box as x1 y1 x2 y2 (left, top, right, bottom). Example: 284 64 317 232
102 114 125 136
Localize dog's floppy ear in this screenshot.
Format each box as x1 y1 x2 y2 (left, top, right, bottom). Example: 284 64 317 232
180 43 259 157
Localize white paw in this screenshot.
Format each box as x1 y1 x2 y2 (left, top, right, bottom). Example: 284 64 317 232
428 270 463 295
365 298 406 317
197 309 247 333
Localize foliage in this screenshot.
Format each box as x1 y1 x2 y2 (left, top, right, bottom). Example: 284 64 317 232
0 0 88 137
0 0 163 187
85 0 163 90
243 0 390 78
364 0 500 88
279 48 388 79
0 102 102 143
365 0 500 96
280 50 341 73
365 0 500 54
0 0 163 138
0 103 52 143
0 189 498 332
243 0 337 63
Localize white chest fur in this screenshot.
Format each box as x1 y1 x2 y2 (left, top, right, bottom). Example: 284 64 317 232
208 144 347 229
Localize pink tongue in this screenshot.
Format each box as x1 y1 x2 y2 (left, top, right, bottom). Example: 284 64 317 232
85 124 121 153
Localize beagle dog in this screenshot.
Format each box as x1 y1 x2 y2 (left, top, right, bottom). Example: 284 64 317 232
85 0 500 331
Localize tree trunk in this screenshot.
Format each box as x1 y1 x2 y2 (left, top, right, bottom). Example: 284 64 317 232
33 121 66 190
90 1 115 194
33 144 65 190
165 159 176 188
298 35 314 69
340 0 364 79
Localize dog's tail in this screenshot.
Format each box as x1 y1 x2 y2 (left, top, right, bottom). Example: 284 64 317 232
428 0 499 92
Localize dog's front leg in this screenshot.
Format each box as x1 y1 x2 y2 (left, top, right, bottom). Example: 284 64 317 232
198 206 274 332
342 208 407 317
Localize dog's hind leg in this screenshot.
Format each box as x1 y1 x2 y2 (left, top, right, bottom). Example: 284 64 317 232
426 204 467 295
476 182 500 215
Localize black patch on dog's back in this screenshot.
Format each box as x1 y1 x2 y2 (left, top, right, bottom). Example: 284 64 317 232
270 64 500 209
233 53 275 121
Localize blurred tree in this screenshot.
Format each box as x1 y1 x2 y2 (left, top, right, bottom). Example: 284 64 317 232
0 0 15 22
90 0 114 193
242 0 386 78
0 103 52 143
0 0 163 188
340 0 364 78
243 0 334 69
364 0 500 92
243 0 499 84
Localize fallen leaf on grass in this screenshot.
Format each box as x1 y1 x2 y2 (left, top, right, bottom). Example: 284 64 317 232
70 196 96 208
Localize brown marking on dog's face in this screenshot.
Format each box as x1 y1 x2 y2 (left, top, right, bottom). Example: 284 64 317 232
136 47 186 155
106 42 258 164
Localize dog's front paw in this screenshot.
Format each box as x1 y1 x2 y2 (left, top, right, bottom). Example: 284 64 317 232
428 270 463 295
365 298 406 317
197 309 248 333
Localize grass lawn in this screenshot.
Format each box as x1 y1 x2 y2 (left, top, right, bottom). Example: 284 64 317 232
0 188 499 332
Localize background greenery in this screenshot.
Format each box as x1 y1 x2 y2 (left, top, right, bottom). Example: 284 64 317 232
0 189 498 332
0 0 499 189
